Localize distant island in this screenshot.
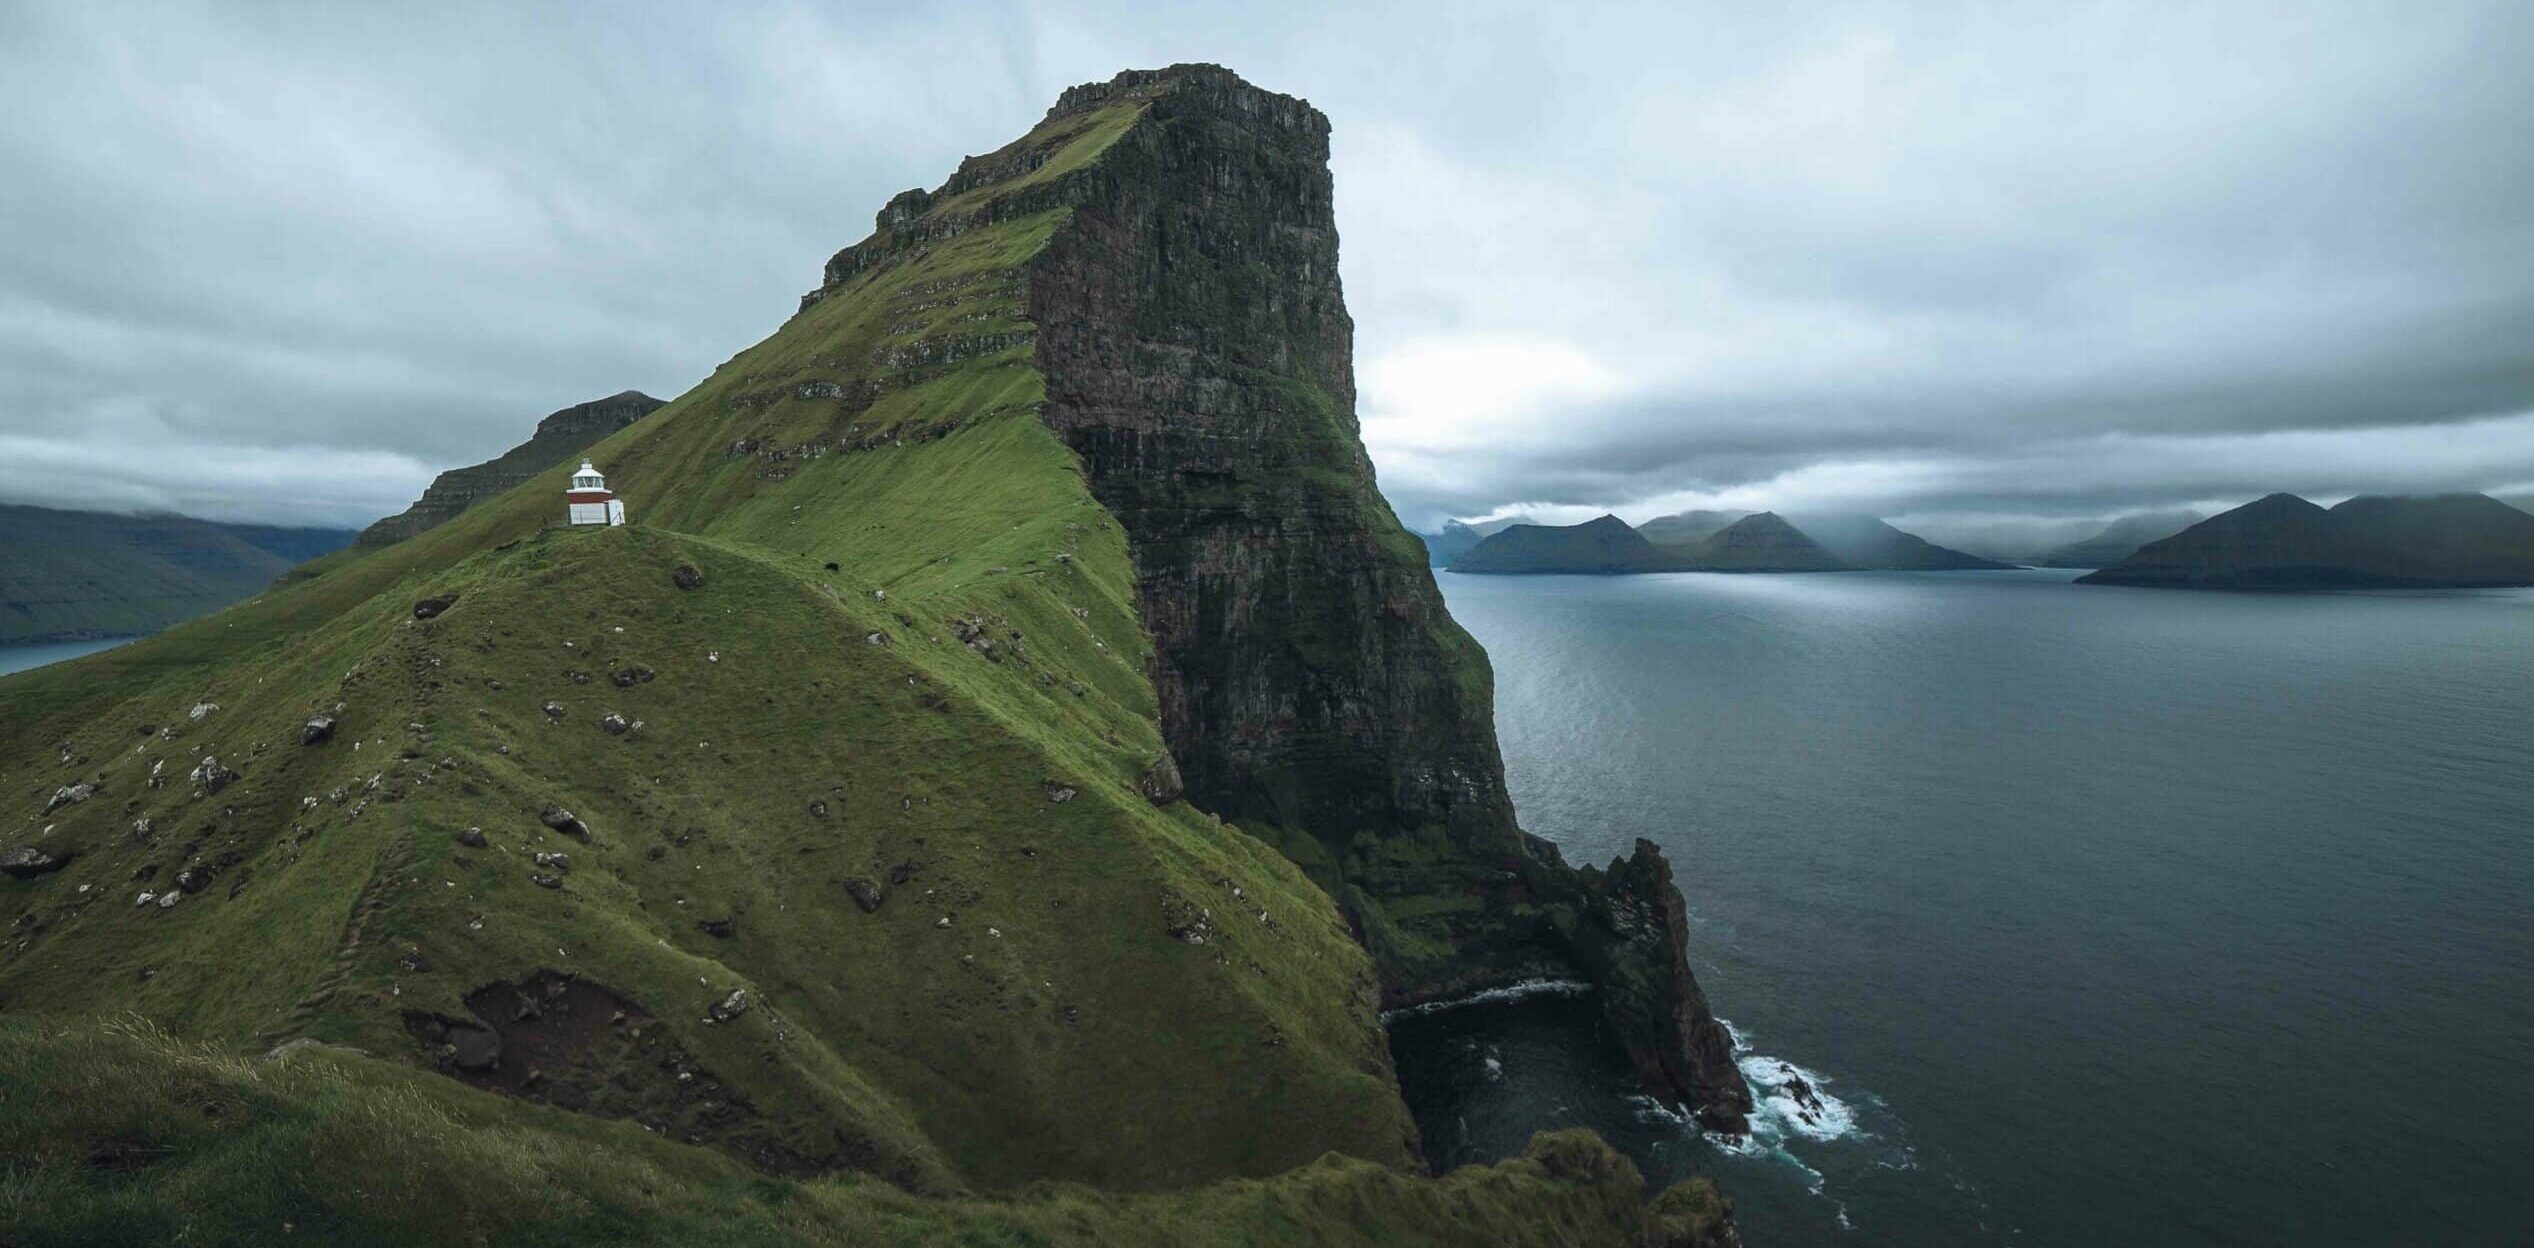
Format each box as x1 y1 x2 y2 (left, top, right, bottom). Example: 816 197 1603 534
2081 492 2534 589
0 505 354 644
1438 510 2009 575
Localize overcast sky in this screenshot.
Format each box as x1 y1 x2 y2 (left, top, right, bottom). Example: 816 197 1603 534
3 1 2530 534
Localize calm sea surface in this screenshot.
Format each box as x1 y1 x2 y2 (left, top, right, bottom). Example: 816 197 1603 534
0 637 127 678
1409 568 2534 1247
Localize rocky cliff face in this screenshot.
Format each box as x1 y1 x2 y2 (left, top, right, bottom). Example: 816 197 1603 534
357 390 664 546
1020 65 1751 1130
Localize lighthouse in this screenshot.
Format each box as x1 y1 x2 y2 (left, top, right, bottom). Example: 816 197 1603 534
565 461 627 527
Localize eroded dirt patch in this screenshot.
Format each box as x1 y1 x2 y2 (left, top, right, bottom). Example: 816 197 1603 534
403 969 830 1175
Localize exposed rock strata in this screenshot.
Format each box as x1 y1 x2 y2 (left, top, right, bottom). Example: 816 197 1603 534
913 64 1762 1130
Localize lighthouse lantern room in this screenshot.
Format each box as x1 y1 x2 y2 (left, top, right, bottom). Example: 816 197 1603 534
565 461 626 527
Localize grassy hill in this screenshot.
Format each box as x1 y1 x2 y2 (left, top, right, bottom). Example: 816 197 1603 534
0 65 1738 1245
0 506 353 644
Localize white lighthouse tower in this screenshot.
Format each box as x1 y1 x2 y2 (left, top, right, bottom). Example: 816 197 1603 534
565 461 626 527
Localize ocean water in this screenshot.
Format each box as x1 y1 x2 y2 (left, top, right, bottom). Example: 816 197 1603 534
0 637 127 677
1410 568 2534 1247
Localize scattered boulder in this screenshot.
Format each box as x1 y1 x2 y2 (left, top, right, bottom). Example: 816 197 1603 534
175 866 214 894
188 702 219 721
189 757 239 795
301 714 338 746
1139 755 1185 805
529 873 564 891
841 877 883 913
610 665 655 687
0 846 72 880
538 806 591 840
807 799 829 819
568 670 592 685
532 852 572 873
670 565 704 590
454 827 488 849
1162 893 1214 946
543 702 567 720
43 783 96 813
864 631 891 646
129 818 155 843
697 918 735 939
705 988 749 1024
156 890 184 910
599 713 630 735
1044 781 1078 804
412 593 459 620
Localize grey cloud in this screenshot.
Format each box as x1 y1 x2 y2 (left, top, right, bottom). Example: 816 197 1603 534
1 1 2529 532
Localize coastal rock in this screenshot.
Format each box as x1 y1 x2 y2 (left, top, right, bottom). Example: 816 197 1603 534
1027 65 1753 1127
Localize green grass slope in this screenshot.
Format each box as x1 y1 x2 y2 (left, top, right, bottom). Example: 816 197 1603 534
0 1017 1732 1248
0 67 1745 1245
0 86 1416 1192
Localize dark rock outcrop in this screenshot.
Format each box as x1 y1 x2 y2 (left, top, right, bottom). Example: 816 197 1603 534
1021 65 1750 1128
1 846 72 880
358 391 665 547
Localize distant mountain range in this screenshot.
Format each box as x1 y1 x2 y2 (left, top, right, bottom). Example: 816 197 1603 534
2081 492 2534 589
1438 509 2008 575
0 388 663 644
0 505 354 643
1419 514 1535 566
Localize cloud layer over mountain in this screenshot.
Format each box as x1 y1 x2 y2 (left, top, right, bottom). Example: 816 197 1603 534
3 1 2527 528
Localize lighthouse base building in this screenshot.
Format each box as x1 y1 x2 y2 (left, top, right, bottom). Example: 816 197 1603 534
565 461 627 527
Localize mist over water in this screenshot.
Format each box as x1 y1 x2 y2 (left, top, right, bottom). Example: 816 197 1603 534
1416 568 2534 1247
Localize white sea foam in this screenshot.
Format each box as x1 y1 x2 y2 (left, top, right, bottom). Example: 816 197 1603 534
1378 977 1594 1023
1718 1020 1863 1145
